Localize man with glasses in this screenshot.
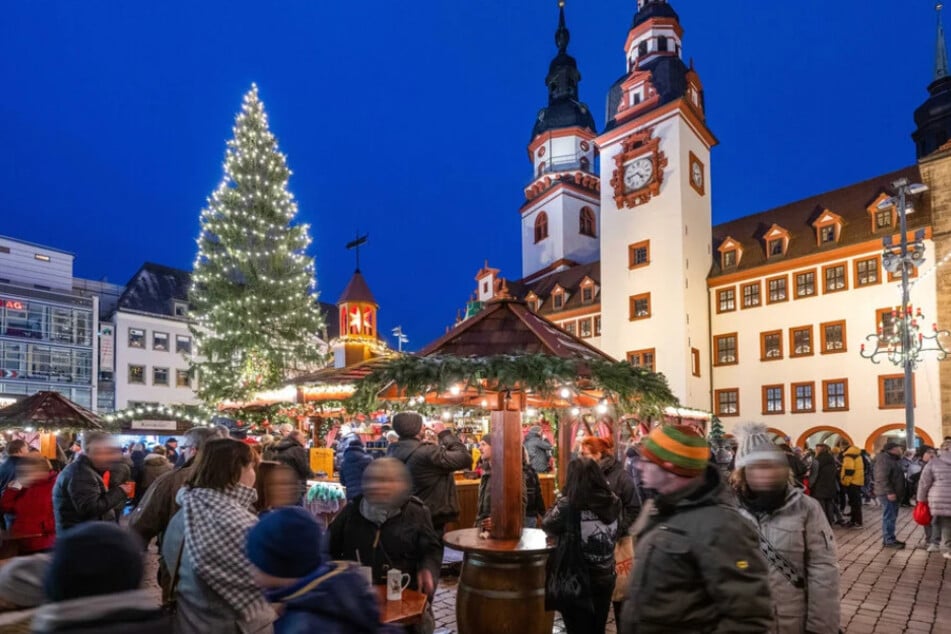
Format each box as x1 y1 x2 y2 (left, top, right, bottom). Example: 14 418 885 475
129 426 220 602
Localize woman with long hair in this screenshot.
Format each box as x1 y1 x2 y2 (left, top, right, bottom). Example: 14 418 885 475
161 438 275 632
542 458 620 634
731 423 840 634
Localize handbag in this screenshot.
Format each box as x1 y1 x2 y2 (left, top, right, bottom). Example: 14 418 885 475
162 537 185 615
913 501 933 526
545 505 592 612
612 535 634 602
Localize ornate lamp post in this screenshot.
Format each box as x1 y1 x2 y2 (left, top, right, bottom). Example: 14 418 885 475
860 178 949 448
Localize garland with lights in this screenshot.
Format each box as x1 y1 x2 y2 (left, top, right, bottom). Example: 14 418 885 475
104 404 215 431
188 84 326 406
346 354 678 418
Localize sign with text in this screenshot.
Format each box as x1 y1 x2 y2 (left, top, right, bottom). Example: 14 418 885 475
130 420 178 432
1 298 25 311
99 325 114 371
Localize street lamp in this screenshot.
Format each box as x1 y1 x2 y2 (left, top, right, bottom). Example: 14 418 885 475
860 178 949 448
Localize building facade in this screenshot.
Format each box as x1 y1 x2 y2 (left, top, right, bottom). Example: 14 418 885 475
462 0 951 450
0 236 99 409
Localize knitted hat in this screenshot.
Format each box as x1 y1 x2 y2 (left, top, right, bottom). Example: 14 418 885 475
640 424 709 477
0 553 51 607
393 412 423 438
733 422 786 469
45 523 143 601
529 425 542 435
247 507 326 579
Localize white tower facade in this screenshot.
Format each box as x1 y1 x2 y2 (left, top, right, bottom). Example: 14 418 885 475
520 3 600 281
596 0 715 410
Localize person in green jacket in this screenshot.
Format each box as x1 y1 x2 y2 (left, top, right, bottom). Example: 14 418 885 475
622 424 774 633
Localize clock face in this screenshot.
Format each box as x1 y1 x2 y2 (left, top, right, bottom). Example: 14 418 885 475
692 162 703 188
624 158 654 192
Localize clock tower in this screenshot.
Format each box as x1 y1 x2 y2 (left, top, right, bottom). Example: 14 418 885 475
520 1 600 281
596 0 716 409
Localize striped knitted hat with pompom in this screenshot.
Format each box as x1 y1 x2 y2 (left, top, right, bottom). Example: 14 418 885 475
640 424 710 477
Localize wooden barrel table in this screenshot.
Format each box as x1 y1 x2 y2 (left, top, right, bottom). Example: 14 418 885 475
444 528 555 634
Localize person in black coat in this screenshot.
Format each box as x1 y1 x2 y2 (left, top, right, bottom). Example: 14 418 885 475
387 412 472 533
274 430 313 488
328 458 442 599
809 443 839 525
52 433 132 532
339 438 373 501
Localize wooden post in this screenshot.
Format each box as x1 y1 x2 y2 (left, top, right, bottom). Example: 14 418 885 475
557 412 572 490
489 409 523 540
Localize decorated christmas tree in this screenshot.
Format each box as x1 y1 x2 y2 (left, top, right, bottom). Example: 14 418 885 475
708 416 726 444
189 84 325 405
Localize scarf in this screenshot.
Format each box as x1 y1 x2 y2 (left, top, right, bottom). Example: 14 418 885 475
359 496 404 526
180 485 266 619
739 486 788 514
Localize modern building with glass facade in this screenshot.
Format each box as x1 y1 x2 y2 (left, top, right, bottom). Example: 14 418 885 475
0 236 99 409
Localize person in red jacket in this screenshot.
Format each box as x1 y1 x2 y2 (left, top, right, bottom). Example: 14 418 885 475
0 455 57 553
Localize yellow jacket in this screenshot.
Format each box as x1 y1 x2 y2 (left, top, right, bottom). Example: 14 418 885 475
840 446 864 486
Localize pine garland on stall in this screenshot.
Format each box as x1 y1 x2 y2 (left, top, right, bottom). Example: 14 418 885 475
189 84 326 405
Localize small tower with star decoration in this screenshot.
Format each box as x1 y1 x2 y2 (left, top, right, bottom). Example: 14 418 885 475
520 0 600 281
334 268 381 367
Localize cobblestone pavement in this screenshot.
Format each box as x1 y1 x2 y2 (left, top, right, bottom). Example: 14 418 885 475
122 503 950 634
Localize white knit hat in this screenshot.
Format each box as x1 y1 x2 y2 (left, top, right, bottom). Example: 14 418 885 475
733 422 786 468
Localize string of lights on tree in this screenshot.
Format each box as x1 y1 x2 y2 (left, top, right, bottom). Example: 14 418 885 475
188 83 326 405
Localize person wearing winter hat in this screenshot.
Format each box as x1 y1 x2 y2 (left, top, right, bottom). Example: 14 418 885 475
524 425 553 473
32 522 170 633
388 411 472 534
622 424 774 633
0 552 50 611
339 437 373 501
248 506 396 634
730 423 840 634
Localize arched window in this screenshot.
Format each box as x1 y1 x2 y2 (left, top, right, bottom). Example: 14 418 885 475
534 212 549 243
658 36 668 52
579 207 596 237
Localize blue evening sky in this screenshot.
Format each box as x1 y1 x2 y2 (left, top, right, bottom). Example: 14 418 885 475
0 1 941 348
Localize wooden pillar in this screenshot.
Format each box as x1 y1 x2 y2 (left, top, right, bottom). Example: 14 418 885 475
489 409 523 540
557 412 572 490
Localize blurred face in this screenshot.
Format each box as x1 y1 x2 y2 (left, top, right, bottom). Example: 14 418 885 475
745 462 788 492
239 462 256 488
479 440 491 461
637 459 679 494
179 441 197 462
923 450 936 463
364 466 408 505
10 445 29 457
87 441 122 471
17 462 46 486
580 445 602 461
167 440 177 449
266 468 299 508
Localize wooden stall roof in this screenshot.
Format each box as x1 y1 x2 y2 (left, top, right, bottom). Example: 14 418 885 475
290 358 393 386
419 298 615 362
0 391 104 430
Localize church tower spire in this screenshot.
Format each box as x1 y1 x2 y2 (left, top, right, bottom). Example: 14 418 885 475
519 0 600 281
914 3 951 158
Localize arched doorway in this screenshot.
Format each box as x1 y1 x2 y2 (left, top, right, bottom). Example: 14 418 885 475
767 427 791 445
796 426 853 450
865 424 935 453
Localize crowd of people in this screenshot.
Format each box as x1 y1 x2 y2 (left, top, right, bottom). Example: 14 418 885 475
0 416 946 633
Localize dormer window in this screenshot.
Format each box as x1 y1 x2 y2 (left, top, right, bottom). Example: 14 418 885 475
552 288 566 311
722 249 736 268
868 193 896 232
811 209 843 247
875 207 893 230
717 236 743 269
534 212 549 243
173 301 188 317
580 278 596 304
525 293 540 312
763 224 790 259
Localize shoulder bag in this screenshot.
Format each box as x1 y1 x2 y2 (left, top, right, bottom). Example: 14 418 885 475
545 504 593 612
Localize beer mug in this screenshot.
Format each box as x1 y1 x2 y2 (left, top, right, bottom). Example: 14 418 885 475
386 568 411 601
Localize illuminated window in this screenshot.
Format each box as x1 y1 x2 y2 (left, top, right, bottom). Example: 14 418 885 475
176 369 192 388
128 328 145 349
715 388 739 416
153 332 169 352
717 287 736 313
760 330 783 360
128 364 145 384
762 385 784 414
714 333 738 366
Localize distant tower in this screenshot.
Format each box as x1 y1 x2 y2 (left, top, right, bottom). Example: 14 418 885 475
520 1 600 281
914 3 951 158
334 269 380 368
596 0 716 409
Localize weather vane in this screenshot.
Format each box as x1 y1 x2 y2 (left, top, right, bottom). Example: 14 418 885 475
345 232 369 272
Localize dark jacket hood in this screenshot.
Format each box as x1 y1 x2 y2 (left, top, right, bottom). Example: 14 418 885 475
269 562 381 633
275 438 303 451
388 438 421 462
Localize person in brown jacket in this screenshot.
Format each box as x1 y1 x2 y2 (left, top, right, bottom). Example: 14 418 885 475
128 426 220 601
139 446 173 495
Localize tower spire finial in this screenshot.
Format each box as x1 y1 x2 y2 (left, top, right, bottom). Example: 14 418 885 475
555 0 569 53
937 3 949 80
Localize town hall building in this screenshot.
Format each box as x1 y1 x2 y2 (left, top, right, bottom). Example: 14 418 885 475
464 0 951 451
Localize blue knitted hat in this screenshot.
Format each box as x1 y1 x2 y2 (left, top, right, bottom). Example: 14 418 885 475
247 507 325 578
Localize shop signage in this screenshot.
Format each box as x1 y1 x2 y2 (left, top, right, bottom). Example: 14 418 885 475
99 325 114 370
1 299 25 310
130 420 178 432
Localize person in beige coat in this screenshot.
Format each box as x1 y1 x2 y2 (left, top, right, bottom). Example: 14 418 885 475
731 423 841 634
